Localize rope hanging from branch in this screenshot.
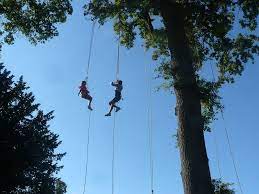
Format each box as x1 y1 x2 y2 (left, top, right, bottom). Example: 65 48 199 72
209 63 244 194
86 20 97 82
115 14 121 80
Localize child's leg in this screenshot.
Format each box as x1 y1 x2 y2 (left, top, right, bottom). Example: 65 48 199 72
113 97 121 111
105 100 115 116
108 103 121 114
84 94 93 110
113 104 121 112
88 96 93 107
105 97 121 116
108 104 115 114
110 97 121 112
105 104 114 116
113 104 118 109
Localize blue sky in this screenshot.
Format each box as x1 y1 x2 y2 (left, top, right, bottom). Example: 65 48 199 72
2 2 259 194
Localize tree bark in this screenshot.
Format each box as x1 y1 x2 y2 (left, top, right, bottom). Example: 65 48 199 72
160 1 214 194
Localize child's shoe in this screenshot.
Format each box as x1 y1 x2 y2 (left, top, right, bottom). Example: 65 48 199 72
105 113 111 117
115 107 121 112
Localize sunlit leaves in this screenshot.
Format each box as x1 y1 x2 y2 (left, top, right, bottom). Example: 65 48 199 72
213 179 235 194
238 0 259 30
84 0 258 127
0 0 73 44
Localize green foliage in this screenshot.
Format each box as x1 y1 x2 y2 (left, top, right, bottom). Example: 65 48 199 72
0 0 73 44
56 179 67 194
212 179 235 194
0 64 66 194
198 78 223 131
84 0 258 130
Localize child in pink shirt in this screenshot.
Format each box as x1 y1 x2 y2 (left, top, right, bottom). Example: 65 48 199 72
78 81 93 110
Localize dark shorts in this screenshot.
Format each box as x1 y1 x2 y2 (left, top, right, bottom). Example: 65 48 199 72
109 95 121 105
82 93 92 100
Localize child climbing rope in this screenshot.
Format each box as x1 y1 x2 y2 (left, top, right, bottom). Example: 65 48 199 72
105 80 123 116
78 81 93 111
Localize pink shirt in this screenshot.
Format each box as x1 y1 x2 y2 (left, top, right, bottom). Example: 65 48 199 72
79 85 89 94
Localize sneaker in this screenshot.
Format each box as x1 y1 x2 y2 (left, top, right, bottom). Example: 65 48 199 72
88 106 93 111
115 107 121 112
105 113 111 117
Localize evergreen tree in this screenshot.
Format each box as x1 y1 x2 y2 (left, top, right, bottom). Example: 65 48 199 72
84 1 258 194
55 179 67 194
0 64 66 194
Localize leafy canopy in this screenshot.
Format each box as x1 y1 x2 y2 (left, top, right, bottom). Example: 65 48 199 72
56 180 67 194
212 179 235 194
0 64 65 194
0 0 73 44
85 0 258 129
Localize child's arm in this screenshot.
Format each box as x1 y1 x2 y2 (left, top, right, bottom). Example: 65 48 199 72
78 89 81 96
111 81 118 87
86 86 89 93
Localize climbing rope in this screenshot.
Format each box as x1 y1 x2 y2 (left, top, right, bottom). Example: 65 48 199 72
143 28 156 194
194 45 224 181
145 56 154 194
85 20 97 82
110 9 124 194
83 111 92 194
82 18 97 194
112 112 116 194
115 21 121 80
209 63 244 194
220 110 244 194
148 66 154 194
212 130 222 179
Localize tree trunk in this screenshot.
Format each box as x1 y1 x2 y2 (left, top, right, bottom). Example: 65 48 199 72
160 1 214 194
